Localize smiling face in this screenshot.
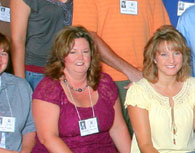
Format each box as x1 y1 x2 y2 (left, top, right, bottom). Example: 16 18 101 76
154 41 183 78
0 48 8 74
64 38 91 77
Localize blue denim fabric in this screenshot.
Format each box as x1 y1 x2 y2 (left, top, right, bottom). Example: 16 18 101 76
25 71 44 91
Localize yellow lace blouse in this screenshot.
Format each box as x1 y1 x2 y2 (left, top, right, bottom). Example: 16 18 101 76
125 77 195 153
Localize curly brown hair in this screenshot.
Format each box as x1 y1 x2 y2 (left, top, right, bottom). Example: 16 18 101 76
45 26 101 90
0 33 10 53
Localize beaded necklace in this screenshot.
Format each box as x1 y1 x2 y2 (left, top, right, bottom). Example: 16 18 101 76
64 79 88 92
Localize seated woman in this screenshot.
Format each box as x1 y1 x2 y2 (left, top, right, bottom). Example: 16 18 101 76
125 25 195 153
32 26 131 153
0 33 35 153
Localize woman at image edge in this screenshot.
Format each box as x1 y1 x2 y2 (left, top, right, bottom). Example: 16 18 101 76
0 33 35 153
32 26 131 153
125 25 195 153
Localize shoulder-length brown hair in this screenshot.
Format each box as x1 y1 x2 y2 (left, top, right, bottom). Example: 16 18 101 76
0 33 10 52
143 25 191 83
0 33 12 73
45 26 101 90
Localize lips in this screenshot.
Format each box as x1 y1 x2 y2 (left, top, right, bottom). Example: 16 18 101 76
76 62 84 66
166 65 176 68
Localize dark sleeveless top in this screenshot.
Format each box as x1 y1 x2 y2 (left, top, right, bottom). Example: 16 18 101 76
23 0 72 67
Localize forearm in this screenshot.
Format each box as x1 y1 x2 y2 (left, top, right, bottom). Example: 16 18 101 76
139 144 159 153
110 125 131 153
10 0 30 78
109 99 131 153
40 135 73 153
11 42 25 78
20 132 35 153
91 32 142 82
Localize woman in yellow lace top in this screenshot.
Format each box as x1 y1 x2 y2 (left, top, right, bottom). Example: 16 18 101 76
125 25 195 153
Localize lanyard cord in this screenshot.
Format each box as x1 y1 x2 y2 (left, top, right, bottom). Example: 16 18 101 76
65 81 95 120
0 76 13 116
4 89 13 117
0 76 1 90
0 77 13 117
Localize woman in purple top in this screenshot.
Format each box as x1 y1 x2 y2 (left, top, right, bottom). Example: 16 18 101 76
32 26 131 153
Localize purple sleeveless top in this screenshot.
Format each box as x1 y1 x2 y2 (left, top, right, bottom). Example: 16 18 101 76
32 73 118 153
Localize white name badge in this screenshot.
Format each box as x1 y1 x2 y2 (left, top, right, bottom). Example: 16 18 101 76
177 1 195 16
120 0 138 15
0 6 10 22
0 117 15 132
79 117 99 136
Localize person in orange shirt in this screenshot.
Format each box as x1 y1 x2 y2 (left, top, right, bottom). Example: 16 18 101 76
73 0 170 135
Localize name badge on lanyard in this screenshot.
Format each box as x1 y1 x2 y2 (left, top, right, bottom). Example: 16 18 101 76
0 116 15 133
177 1 195 16
79 117 99 136
120 0 138 15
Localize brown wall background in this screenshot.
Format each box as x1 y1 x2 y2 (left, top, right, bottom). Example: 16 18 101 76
0 0 10 39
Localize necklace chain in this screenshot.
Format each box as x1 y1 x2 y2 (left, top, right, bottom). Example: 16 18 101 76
64 79 88 92
64 80 95 120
